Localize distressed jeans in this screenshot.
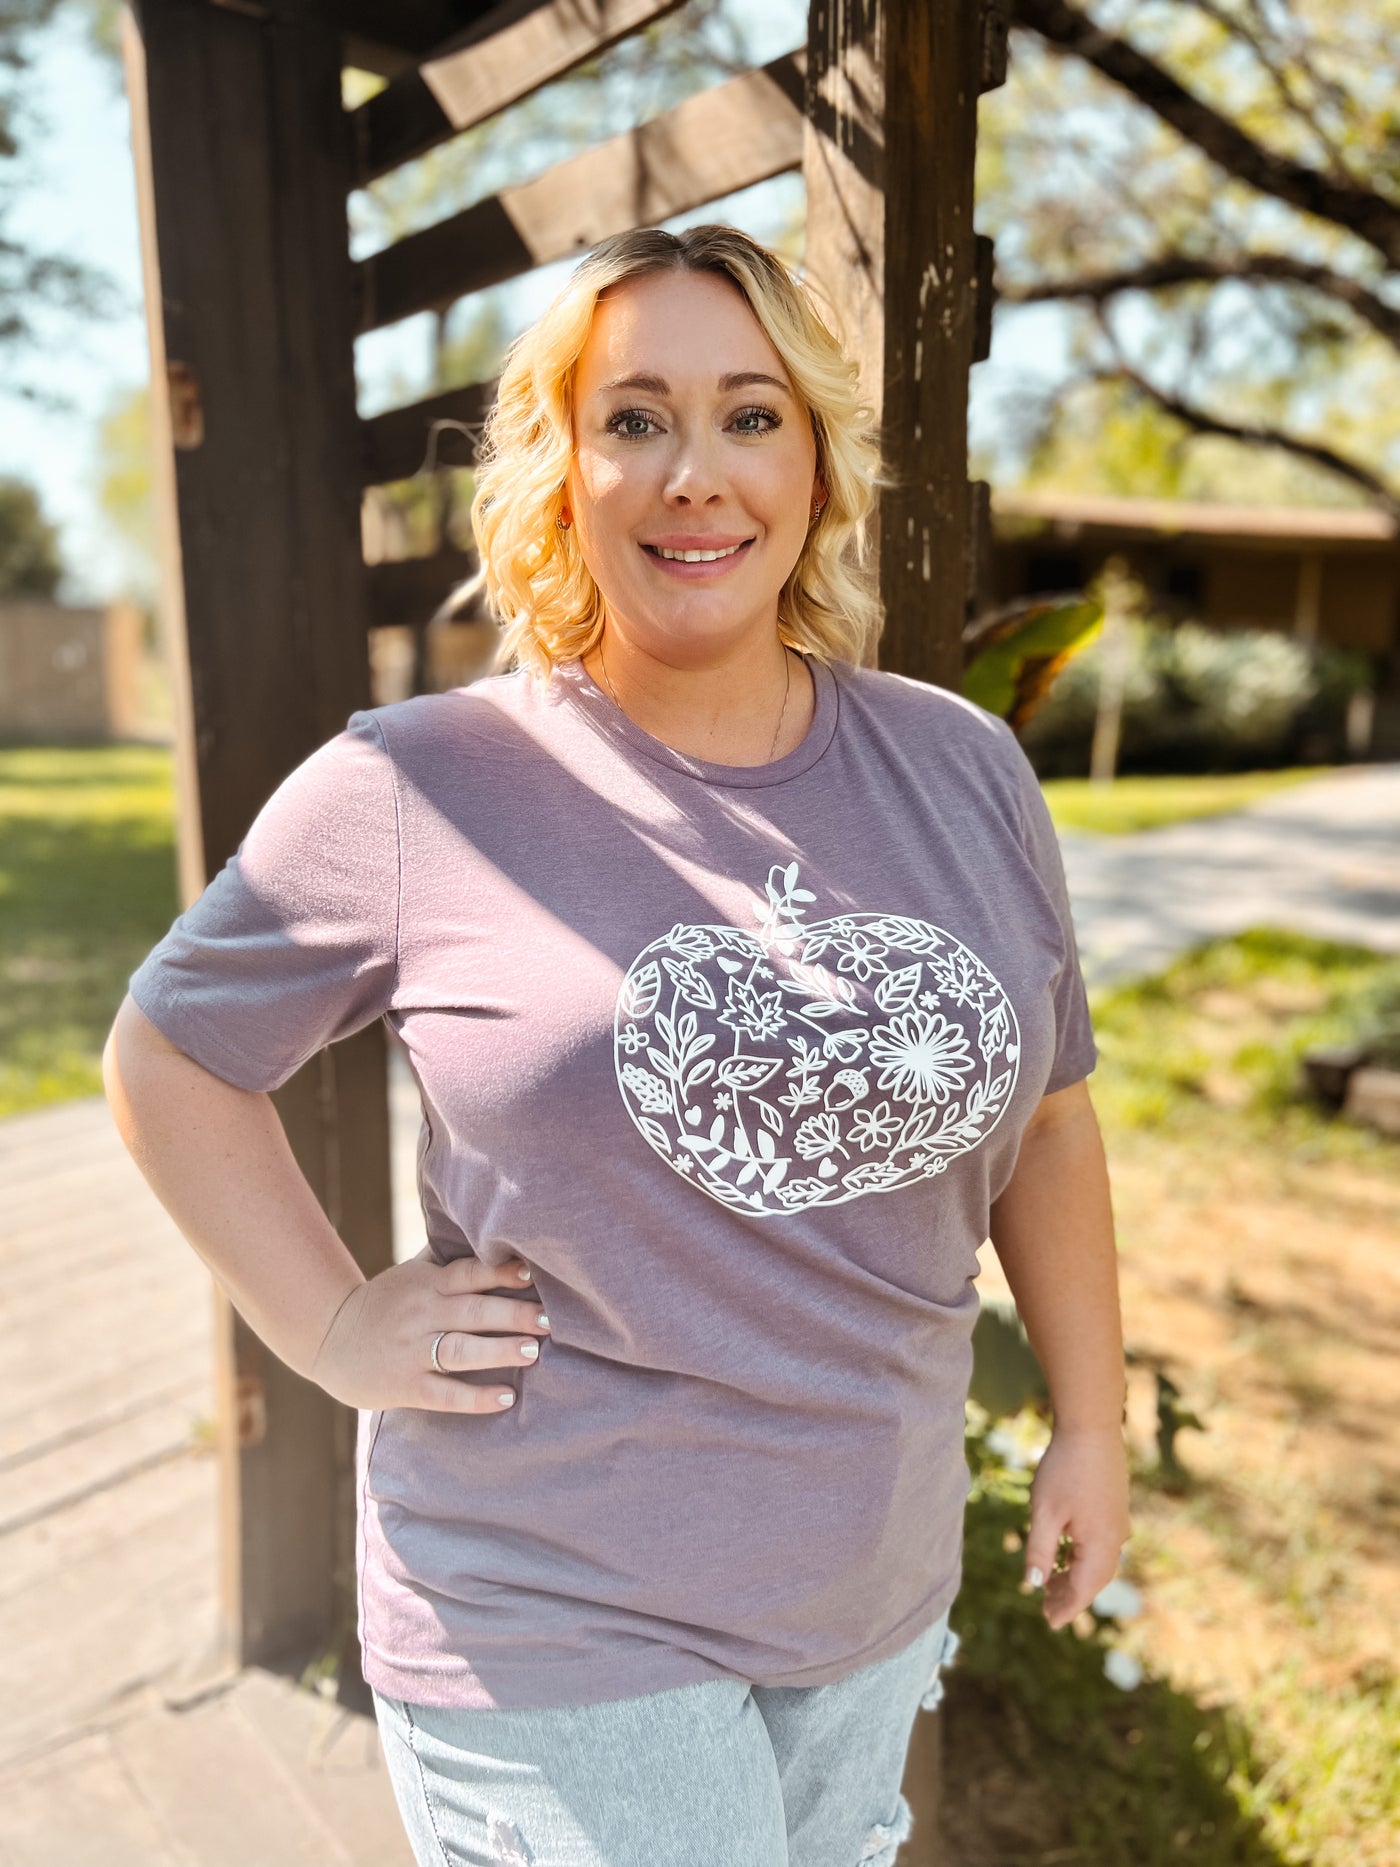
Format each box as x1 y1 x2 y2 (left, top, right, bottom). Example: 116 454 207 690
371 1608 961 1867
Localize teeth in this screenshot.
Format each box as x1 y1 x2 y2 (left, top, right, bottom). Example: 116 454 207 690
653 542 746 562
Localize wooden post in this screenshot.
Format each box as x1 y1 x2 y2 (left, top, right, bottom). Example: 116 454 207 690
123 0 394 1702
804 0 989 690
804 3 1001 1853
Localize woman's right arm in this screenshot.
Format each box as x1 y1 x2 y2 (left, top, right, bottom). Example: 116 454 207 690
102 994 548 1413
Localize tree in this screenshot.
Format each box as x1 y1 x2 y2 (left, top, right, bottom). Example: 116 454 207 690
1 0 122 408
981 0 1400 515
0 476 63 596
95 380 156 602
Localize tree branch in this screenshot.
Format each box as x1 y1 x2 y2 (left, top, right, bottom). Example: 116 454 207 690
1100 360 1400 517
1008 0 1400 267
1000 252 1400 352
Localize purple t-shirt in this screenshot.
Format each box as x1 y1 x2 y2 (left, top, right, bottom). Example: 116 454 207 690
128 652 1096 1711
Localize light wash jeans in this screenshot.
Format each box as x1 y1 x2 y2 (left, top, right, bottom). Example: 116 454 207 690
371 1609 961 1867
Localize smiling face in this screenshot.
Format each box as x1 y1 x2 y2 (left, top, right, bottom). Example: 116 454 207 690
564 267 822 665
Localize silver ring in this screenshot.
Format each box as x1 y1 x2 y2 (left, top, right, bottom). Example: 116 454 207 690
430 1330 450 1375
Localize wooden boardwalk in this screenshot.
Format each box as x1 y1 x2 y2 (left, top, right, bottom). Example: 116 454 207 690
0 1059 426 1867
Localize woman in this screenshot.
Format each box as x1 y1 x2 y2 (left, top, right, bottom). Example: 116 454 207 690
105 224 1130 1867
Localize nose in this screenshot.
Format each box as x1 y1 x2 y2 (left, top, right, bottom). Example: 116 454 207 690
661 423 726 506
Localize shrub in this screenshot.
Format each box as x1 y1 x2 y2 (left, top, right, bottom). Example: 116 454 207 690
1021 615 1372 776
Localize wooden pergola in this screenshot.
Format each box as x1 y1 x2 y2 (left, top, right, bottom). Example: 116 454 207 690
123 0 1005 1833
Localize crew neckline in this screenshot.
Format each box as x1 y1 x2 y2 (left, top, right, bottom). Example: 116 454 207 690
553 651 841 789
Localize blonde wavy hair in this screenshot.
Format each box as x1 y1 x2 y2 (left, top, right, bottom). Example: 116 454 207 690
463 224 883 679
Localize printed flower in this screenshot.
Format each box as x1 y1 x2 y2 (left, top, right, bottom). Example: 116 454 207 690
917 991 941 1012
821 1030 867 1065
618 1023 650 1054
794 1112 844 1160
868 1010 974 1106
715 1092 733 1110
827 927 887 980
719 976 787 1043
848 1099 902 1153
908 1151 949 1174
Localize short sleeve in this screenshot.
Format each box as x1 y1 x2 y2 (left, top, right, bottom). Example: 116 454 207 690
127 710 399 1092
1005 729 1098 1095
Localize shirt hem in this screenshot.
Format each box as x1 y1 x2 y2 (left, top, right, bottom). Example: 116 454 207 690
358 1568 963 1712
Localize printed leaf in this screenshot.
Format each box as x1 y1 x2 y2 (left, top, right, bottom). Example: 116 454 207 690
754 1097 785 1135
638 1116 672 1155
715 1055 783 1092
875 963 924 1013
663 957 717 1010
620 1064 672 1115
619 961 662 1022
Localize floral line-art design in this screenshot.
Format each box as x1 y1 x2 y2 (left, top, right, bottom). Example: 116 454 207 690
613 860 1021 1215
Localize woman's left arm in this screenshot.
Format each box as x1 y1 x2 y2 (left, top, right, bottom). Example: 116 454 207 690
988 1077 1132 1630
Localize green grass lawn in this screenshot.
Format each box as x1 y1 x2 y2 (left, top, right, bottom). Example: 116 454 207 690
0 744 178 1116
1042 766 1335 835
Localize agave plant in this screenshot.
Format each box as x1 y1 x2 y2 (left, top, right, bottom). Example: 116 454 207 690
961 594 1103 733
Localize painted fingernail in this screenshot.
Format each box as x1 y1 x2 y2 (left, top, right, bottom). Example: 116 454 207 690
497 1390 516 1407
1029 1566 1045 1588
519 1341 539 1359
517 1265 533 1281
537 1314 550 1331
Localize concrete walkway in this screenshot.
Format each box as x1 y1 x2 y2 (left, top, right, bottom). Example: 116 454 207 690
1061 762 1400 988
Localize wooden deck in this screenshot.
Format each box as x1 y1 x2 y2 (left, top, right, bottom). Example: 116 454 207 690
0 1052 427 1866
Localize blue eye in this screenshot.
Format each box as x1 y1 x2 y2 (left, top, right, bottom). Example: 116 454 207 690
605 408 661 440
733 405 782 435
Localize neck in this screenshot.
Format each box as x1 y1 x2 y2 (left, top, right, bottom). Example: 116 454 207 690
583 629 814 768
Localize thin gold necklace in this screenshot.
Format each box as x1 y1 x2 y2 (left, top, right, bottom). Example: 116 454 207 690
597 640 794 763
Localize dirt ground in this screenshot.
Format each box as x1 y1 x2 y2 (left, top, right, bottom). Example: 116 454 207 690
946 1125 1400 1866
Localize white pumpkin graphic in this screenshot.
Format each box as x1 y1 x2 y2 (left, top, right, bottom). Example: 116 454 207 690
613 861 1020 1214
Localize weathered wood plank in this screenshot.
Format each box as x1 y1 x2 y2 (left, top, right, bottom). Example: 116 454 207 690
337 0 499 69
0 1732 185 1867
0 1467 218 1769
124 0 395 1686
355 51 805 333
361 379 494 486
353 0 684 185
232 1669 417 1867
111 1692 358 1867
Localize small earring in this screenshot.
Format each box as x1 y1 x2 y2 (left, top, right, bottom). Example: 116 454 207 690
555 513 572 531
810 499 825 522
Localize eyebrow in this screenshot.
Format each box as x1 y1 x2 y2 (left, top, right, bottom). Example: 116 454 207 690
594 370 793 398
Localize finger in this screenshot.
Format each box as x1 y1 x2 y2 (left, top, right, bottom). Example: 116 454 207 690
1023 1517 1065 1592
421 1374 519 1414
454 1291 551 1336
442 1255 536 1292
431 1328 543 1373
1045 1541 1120 1628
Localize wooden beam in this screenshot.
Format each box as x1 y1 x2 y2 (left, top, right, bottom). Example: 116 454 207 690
361 379 495 485
354 50 806 333
353 0 685 186
803 0 982 695
124 0 394 1707
335 0 499 66
367 547 480 629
